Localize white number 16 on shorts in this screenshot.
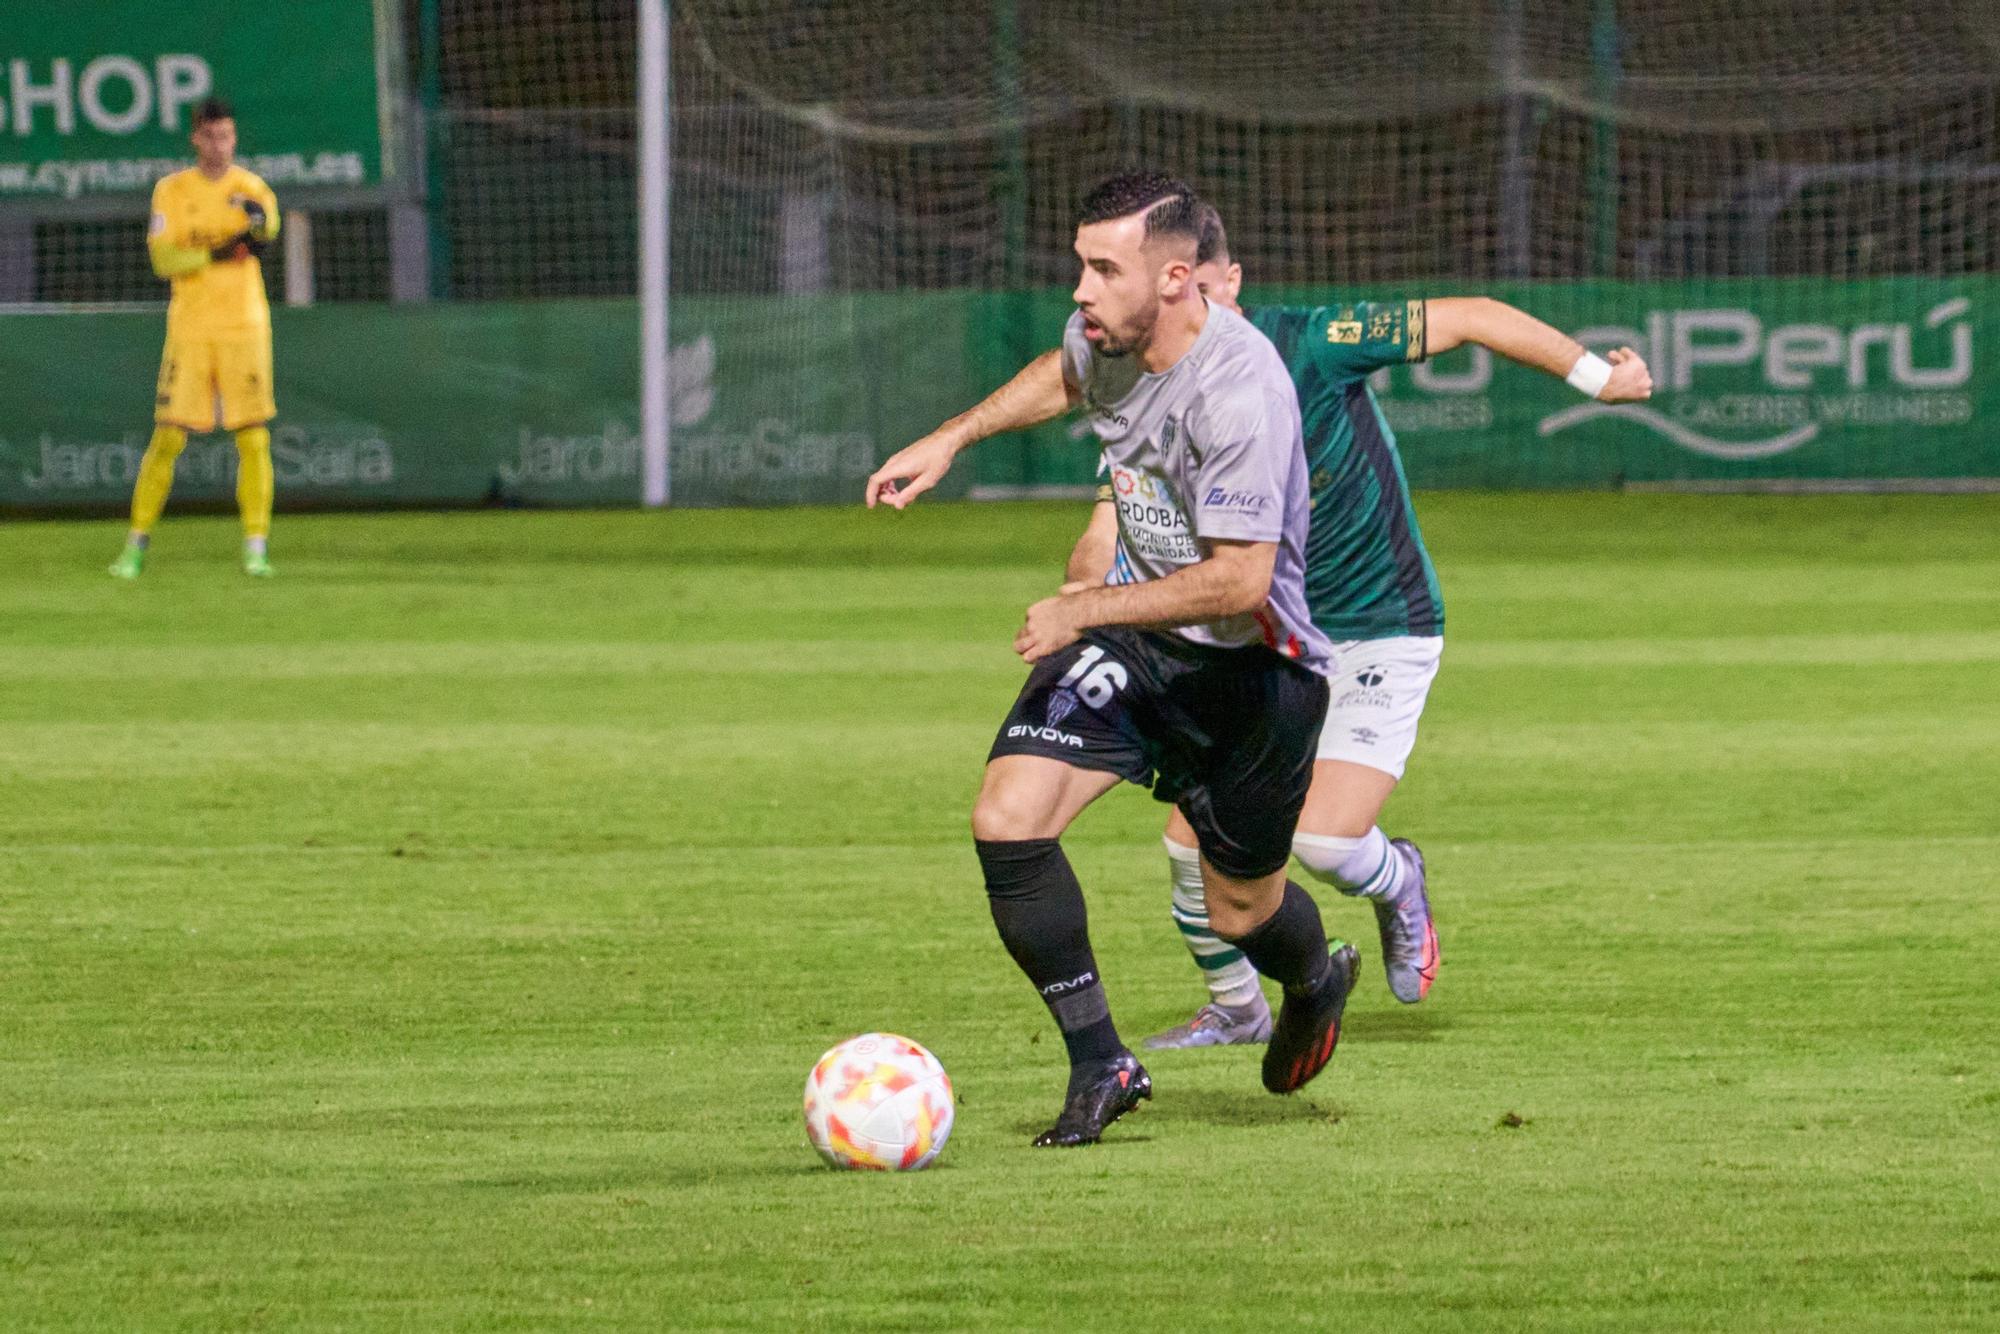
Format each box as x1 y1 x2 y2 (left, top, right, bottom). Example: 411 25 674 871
1315 635 1444 780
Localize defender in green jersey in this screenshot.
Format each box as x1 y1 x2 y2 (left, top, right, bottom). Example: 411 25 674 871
1079 206 1651 1045
1245 296 1443 643
872 198 1652 1049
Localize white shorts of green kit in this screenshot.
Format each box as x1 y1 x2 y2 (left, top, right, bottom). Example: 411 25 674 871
1313 635 1445 780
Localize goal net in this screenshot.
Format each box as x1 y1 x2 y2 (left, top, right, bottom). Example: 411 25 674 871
664 0 2000 500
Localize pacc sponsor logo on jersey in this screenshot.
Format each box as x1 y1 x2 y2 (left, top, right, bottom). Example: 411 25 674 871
1204 486 1270 512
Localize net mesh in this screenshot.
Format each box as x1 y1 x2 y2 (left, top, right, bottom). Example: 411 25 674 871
433 0 639 298
666 0 2000 498
5 4 1994 301
675 0 2000 287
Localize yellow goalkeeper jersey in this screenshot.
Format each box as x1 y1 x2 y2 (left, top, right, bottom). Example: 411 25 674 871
148 165 279 340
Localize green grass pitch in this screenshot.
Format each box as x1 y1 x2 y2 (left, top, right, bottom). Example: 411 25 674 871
2 495 1996 1331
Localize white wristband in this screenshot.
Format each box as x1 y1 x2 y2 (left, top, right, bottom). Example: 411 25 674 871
1566 351 1612 399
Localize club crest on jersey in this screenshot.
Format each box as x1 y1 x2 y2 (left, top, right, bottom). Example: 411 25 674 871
1045 687 1080 730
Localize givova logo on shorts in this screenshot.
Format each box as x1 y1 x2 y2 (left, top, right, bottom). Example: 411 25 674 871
1005 649 1130 750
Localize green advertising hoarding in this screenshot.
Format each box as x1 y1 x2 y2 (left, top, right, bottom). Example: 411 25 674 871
0 278 1993 513
0 1 385 199
0 293 982 511
969 277 1997 493
0 301 639 511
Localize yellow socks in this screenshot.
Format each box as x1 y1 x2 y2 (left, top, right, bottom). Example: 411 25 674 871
234 426 273 541
129 425 188 535
125 424 273 555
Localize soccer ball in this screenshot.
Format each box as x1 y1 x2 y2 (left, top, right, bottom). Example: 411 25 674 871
803 1033 954 1171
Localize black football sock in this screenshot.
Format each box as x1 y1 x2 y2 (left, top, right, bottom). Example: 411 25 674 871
976 838 1125 1069
1223 880 1333 997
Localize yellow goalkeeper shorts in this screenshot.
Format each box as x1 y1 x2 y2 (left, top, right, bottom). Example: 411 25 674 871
155 330 276 432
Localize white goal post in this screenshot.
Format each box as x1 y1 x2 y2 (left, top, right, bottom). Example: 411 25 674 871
638 0 672 507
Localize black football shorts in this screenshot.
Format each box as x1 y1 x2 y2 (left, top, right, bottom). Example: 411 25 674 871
988 626 1329 879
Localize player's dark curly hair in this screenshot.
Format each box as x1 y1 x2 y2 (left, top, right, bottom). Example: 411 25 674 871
1194 201 1230 266
194 98 235 126
1077 171 1201 250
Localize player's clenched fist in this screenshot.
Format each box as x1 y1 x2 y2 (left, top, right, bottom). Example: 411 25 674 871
1600 347 1654 402
864 430 960 509
1014 595 1083 662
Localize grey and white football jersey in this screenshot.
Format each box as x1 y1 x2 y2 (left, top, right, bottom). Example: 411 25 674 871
1062 302 1333 676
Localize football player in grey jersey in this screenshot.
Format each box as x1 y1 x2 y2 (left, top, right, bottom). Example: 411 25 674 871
892 202 1654 1055
868 173 1359 1146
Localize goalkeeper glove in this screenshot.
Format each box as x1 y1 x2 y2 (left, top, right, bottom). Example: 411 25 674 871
238 198 268 232
210 229 268 262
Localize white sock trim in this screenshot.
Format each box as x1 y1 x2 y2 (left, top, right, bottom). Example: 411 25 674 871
1162 835 1259 1006
1293 832 1366 887
1294 828 1402 898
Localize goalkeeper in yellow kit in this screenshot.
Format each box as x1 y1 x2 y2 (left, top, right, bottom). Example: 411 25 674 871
109 98 280 580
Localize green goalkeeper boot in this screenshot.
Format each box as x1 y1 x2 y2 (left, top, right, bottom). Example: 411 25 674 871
242 545 273 578
107 543 145 580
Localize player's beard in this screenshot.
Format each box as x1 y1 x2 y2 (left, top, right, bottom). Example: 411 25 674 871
1093 294 1159 359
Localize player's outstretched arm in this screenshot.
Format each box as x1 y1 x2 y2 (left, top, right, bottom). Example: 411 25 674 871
1016 539 1275 662
1426 297 1654 402
865 349 1072 509
1063 500 1118 588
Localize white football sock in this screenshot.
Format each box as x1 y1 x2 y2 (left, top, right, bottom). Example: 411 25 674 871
1163 837 1264 1009
1293 827 1407 901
